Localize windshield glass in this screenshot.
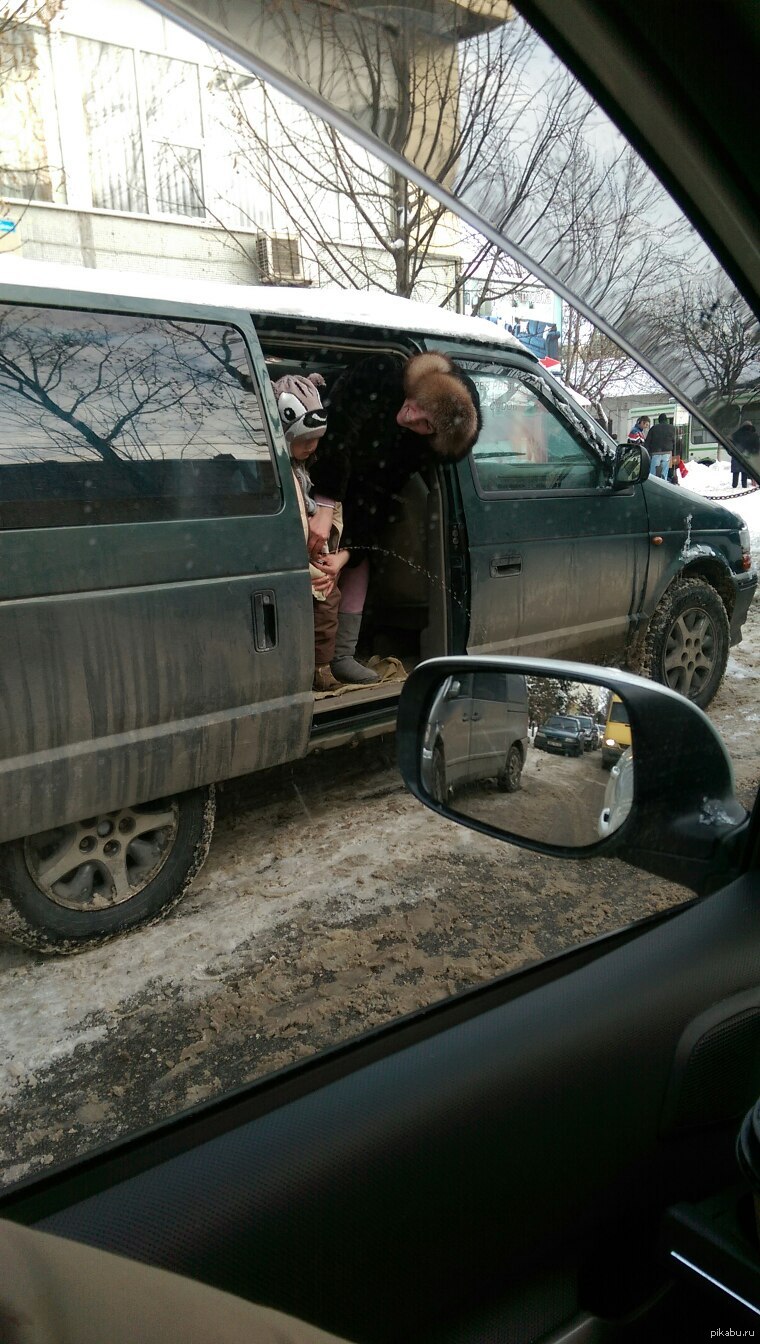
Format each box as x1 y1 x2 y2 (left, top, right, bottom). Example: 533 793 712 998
609 700 630 725
143 0 760 451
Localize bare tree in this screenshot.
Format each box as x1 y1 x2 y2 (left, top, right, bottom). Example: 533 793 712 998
560 309 657 405
461 139 692 407
653 279 760 412
209 18 596 301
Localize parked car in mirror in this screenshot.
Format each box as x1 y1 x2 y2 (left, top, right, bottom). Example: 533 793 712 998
534 714 588 757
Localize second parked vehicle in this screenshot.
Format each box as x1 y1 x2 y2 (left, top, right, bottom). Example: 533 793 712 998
534 715 588 757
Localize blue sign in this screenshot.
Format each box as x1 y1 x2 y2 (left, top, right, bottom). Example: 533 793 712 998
0 219 17 235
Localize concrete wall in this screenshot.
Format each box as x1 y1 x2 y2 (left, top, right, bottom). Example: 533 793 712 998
2 203 261 283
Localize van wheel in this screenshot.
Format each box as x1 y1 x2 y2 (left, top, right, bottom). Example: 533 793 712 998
644 576 729 709
0 787 215 955
497 744 523 793
431 745 448 805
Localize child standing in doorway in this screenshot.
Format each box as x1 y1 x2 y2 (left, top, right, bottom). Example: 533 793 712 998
272 373 351 691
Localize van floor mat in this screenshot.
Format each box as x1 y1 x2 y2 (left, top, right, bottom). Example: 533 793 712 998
313 655 408 699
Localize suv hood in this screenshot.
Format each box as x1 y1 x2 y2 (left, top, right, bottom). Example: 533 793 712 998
642 479 748 535
144 0 759 468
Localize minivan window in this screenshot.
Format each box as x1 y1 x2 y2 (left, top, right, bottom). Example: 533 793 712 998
466 371 603 493
0 306 280 528
472 671 507 701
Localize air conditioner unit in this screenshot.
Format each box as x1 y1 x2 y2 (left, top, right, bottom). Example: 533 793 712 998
256 233 302 282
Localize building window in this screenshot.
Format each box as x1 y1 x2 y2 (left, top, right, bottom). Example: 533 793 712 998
141 53 205 218
74 39 207 219
77 37 148 213
0 27 64 204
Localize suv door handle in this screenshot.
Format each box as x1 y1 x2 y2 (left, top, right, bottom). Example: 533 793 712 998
251 589 278 651
490 553 522 577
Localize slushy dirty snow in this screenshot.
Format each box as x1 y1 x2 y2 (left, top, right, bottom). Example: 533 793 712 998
2 470 758 1185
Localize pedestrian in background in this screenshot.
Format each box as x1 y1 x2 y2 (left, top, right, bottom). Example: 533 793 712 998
645 414 676 480
730 421 759 489
627 414 650 447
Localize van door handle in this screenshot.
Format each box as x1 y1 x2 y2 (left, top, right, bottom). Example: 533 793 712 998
490 553 522 577
251 589 278 651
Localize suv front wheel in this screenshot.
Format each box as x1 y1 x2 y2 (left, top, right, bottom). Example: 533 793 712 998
644 576 729 709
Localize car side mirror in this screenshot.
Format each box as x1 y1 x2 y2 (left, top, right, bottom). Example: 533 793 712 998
445 679 462 701
397 657 748 895
613 443 649 487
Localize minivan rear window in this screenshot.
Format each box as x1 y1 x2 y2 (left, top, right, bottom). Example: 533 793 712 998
0 305 280 528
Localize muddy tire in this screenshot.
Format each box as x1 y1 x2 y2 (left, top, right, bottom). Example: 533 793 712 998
431 745 448 805
644 576 729 709
0 787 215 955
497 743 523 793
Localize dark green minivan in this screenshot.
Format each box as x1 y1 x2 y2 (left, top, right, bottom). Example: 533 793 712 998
0 261 755 951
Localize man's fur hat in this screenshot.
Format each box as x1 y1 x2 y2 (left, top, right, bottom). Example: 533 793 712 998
403 352 481 459
272 372 328 445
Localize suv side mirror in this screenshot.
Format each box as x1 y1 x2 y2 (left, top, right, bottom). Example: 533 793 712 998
614 443 650 487
397 656 747 895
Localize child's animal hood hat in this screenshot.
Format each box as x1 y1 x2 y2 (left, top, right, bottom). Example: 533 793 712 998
403 352 482 460
272 372 328 445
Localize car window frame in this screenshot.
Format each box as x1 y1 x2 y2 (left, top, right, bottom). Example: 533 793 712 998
453 359 617 503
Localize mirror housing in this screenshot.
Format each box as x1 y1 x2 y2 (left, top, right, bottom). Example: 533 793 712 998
613 442 649 488
397 657 747 895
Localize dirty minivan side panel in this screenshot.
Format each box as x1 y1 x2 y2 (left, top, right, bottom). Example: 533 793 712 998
0 299 313 843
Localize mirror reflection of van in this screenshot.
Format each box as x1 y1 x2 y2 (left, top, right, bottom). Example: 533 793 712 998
0 261 754 951
421 673 529 802
602 695 632 769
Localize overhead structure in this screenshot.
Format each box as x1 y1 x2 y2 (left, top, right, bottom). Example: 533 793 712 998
142 0 760 447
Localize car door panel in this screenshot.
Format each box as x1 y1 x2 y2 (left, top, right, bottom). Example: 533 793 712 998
4 877 756 1344
0 570 312 840
439 674 474 784
0 301 314 840
438 355 650 663
461 475 651 663
468 673 508 775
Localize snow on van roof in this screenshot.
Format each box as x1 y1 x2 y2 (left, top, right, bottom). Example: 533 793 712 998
0 258 527 353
